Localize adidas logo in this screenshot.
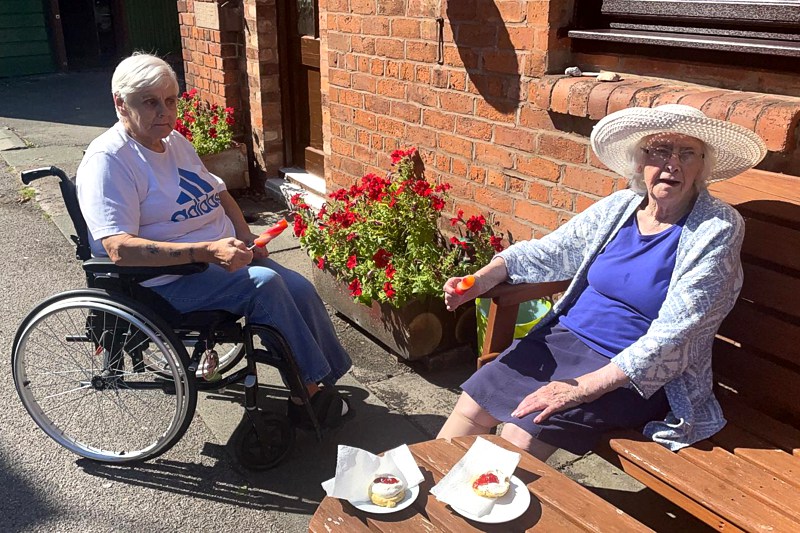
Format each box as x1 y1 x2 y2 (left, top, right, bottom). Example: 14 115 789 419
171 168 222 222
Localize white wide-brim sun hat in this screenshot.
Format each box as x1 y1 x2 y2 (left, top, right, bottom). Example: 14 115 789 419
590 104 768 183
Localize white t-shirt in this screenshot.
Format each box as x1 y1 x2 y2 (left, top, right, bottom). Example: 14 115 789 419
76 122 235 286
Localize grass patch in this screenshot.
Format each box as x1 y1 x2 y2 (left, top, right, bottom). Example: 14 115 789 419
18 186 36 202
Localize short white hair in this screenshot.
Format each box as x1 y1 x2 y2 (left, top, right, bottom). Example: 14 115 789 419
624 137 716 194
111 52 178 107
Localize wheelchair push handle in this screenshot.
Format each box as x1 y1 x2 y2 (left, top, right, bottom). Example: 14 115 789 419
21 166 69 185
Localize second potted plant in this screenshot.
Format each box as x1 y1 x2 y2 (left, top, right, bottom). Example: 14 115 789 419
175 88 248 189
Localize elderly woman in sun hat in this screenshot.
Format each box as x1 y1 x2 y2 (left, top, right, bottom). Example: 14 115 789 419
437 104 767 457
76 53 353 427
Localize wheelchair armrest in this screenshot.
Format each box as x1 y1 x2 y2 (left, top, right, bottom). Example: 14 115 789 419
83 257 209 278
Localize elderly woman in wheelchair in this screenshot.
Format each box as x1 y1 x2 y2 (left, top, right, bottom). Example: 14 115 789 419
12 53 351 469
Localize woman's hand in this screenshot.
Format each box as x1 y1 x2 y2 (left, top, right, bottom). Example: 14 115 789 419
443 275 482 311
511 363 630 424
511 380 584 424
208 237 252 272
243 231 270 261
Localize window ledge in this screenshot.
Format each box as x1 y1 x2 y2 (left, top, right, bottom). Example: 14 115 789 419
534 74 800 152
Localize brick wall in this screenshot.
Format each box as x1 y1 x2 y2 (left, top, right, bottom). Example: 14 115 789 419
322 0 800 241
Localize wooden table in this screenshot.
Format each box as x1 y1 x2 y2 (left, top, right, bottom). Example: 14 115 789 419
309 434 652 532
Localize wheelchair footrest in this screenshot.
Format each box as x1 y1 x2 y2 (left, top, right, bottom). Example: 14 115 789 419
250 348 286 368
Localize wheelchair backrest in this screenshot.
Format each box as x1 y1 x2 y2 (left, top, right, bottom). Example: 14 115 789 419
21 166 92 261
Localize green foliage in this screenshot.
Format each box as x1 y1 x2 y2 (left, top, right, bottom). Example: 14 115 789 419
291 149 505 308
174 88 235 156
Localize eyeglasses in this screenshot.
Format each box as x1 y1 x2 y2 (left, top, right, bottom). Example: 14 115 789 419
642 146 704 166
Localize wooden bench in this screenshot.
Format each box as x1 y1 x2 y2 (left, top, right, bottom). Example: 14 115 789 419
479 168 800 532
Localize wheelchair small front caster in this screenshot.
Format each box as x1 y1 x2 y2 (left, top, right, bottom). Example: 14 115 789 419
233 410 294 470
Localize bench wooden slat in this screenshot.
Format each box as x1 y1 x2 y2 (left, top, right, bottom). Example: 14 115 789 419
607 431 800 532
710 169 800 215
717 389 800 456
740 217 800 271
308 497 372 532
713 341 800 420
740 262 800 318
678 439 800 523
709 423 800 489
455 435 653 533
717 302 800 366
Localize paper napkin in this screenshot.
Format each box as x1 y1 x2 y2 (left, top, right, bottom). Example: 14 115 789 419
430 437 521 517
321 444 424 503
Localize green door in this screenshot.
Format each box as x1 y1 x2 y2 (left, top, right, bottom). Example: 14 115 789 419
0 0 55 77
124 0 181 56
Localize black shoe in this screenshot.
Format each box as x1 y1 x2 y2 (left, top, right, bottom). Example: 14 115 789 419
287 387 352 429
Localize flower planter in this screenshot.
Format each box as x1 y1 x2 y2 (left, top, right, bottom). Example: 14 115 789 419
200 142 249 190
312 267 476 360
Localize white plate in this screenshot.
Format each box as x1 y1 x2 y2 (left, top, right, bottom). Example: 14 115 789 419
451 475 531 524
349 484 420 514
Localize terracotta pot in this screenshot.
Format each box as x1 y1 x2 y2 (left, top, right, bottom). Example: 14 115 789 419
312 267 476 360
200 142 249 190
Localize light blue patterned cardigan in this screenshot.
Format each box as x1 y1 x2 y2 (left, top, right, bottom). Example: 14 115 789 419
498 189 744 450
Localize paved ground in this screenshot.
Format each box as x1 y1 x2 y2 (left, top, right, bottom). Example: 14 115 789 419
0 70 709 532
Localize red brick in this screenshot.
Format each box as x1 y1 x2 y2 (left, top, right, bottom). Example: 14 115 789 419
331 137 353 156
377 116 406 137
438 133 473 158
448 71 467 91
406 41 438 62
575 194 599 213
606 80 664 115
423 109 456 131
434 153 451 173
514 202 559 230
415 66 431 84
728 97 769 133
469 166 486 183
589 151 610 171
350 0 375 15
538 134 587 164
351 35 376 54
755 101 800 152
351 72 376 92
335 15 362 33
487 170 506 189
364 94 391 115
475 187 513 213
353 110 376 129
482 50 520 75
408 0 437 17
526 181 550 203
633 85 683 108
451 158 469 178
567 79 597 117
549 77 587 115
517 154 560 182
439 92 475 114
586 81 621 119
551 187 574 210
509 176 525 194
392 101 421 123
495 125 535 152
507 28 533 50
563 166 616 196
677 90 729 110
475 142 514 168
475 100 515 123
533 76 561 110
494 212 534 242
375 38 405 59
408 84 437 107
455 117 493 141
455 24 497 48
377 0 405 15
652 89 697 107
376 79 406 99
519 105 556 130
701 92 748 121
353 143 374 164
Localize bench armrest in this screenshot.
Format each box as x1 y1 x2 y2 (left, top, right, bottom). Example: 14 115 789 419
83 257 208 279
478 280 571 368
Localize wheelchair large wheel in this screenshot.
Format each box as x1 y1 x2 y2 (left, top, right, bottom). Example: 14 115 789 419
12 290 197 463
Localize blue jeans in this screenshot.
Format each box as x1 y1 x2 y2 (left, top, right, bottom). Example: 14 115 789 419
150 259 352 385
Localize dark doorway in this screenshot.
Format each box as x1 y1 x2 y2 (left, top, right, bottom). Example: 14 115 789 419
58 0 117 69
278 0 324 177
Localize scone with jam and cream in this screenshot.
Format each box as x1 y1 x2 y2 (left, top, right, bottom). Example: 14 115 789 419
369 474 406 507
471 470 510 498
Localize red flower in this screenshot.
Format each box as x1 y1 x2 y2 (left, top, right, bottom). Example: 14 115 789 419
224 106 234 114
346 255 358 269
431 196 445 211
348 278 362 296
466 214 486 233
372 248 392 268
390 147 417 165
290 193 302 206
316 256 325 269
293 216 307 237
346 232 358 241
330 188 349 201
211 115 219 125
225 115 234 126
383 282 396 299
450 236 469 250
490 235 505 252
208 127 217 138
385 263 396 279
411 179 432 197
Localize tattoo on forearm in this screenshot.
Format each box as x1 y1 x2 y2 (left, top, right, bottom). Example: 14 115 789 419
169 250 182 258
189 247 196 263
146 244 160 255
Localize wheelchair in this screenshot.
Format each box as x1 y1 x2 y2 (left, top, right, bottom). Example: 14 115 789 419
12 166 326 470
